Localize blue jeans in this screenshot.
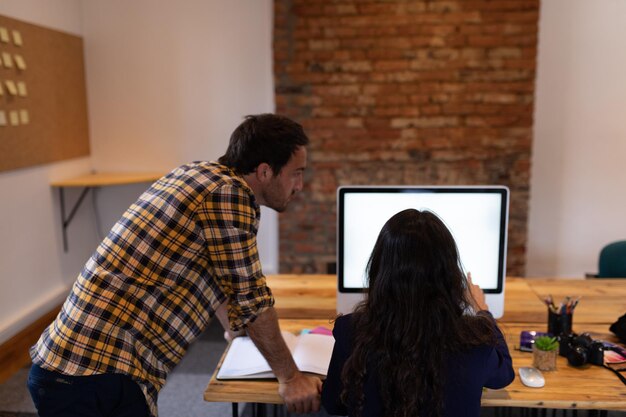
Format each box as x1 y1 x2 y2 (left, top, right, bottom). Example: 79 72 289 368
27 364 149 417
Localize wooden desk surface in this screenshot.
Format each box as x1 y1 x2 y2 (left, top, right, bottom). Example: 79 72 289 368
204 319 327 405
205 320 626 410
526 278 626 326
267 275 626 326
493 323 626 410
50 172 165 187
206 275 626 410
268 275 337 320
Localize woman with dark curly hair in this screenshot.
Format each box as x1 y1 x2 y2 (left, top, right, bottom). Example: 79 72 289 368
322 209 514 417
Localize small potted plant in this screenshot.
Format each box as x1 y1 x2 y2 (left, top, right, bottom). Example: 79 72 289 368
533 335 559 371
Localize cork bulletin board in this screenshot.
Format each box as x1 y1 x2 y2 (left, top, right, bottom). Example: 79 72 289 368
0 14 89 172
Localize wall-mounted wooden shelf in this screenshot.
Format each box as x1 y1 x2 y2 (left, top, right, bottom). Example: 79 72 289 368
51 172 166 251
50 172 165 188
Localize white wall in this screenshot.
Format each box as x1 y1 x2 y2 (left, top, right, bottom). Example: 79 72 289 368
0 0 277 344
526 0 626 277
0 0 98 343
80 0 278 273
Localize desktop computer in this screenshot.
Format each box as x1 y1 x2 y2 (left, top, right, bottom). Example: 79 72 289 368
336 186 509 318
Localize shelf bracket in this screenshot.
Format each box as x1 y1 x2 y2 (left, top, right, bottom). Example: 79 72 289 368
59 187 91 252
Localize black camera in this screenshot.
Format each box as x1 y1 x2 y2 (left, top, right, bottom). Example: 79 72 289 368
559 333 604 366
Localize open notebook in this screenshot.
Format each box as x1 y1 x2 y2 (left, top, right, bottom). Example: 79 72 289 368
216 331 335 379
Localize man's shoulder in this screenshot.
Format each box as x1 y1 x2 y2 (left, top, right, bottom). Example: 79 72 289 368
166 162 251 195
172 161 233 182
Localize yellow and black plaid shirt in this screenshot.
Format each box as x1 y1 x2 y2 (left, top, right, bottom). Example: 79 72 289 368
30 162 274 417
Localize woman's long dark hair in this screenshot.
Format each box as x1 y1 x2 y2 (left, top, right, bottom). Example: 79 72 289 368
340 209 496 417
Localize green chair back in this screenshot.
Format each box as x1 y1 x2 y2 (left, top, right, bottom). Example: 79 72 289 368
598 240 626 278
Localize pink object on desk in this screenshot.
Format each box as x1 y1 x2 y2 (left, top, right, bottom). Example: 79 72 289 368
309 326 332 336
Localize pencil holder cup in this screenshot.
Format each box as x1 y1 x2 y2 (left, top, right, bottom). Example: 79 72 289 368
547 310 573 336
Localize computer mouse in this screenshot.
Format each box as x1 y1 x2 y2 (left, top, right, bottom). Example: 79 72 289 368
518 366 545 388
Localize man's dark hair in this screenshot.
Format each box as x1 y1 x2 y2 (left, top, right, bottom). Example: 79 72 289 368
218 114 309 175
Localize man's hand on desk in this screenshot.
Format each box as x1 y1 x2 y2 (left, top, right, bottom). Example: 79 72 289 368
247 307 322 413
279 372 322 414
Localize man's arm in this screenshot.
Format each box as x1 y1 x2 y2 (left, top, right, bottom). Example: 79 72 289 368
198 187 320 411
246 307 322 414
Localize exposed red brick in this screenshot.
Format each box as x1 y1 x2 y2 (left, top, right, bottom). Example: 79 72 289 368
275 0 538 276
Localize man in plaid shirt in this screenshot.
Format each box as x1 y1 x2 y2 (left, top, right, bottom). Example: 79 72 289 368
28 114 321 416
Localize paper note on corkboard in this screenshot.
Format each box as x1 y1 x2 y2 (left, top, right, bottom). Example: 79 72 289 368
0 14 89 172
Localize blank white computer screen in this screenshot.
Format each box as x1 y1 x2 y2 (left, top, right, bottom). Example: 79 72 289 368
338 187 508 293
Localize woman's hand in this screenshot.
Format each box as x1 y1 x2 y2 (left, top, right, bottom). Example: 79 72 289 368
466 272 489 312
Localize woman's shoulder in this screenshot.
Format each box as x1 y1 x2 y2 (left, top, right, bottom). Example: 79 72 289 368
332 313 356 345
333 313 354 331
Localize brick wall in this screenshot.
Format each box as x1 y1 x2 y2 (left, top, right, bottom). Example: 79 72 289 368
274 0 539 276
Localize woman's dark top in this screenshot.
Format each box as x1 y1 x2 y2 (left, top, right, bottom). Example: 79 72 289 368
321 312 515 417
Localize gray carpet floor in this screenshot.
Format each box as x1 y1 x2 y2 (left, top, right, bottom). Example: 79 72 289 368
1 319 624 417
0 319 326 417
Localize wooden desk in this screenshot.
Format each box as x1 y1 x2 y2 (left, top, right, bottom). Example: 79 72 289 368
488 323 625 410
526 278 626 325
205 320 626 410
268 275 336 320
267 275 545 321
206 276 626 410
204 319 327 404
268 275 626 327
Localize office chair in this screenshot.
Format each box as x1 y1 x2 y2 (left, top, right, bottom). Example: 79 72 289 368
586 240 626 278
